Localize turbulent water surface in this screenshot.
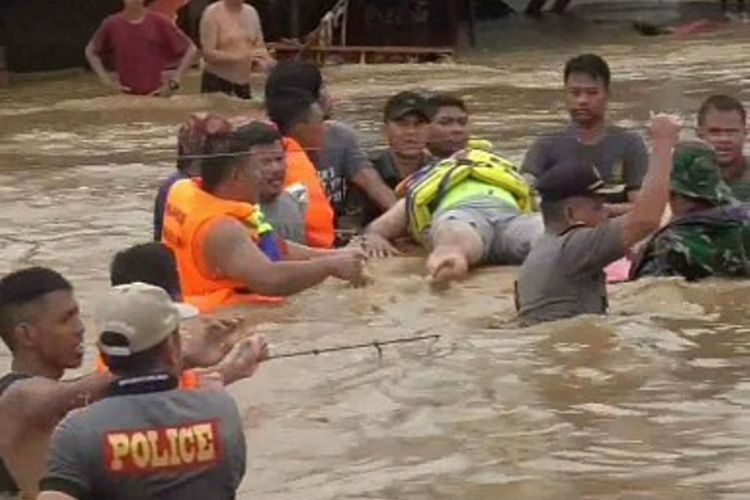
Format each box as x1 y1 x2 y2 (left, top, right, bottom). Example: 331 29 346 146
1 12 749 500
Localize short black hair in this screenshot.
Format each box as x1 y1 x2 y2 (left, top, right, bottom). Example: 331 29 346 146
266 88 318 136
564 54 611 89
110 243 181 301
101 334 171 377
0 267 72 352
698 94 747 127
424 93 468 121
265 62 323 102
200 121 281 192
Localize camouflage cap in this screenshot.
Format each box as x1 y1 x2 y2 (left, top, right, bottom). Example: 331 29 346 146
671 141 734 205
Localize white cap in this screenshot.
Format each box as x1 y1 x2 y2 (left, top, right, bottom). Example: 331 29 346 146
97 282 198 357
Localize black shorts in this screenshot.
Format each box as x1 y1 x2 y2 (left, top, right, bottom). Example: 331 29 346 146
200 71 252 100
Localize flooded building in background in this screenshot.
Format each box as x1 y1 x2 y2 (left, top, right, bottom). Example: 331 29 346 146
0 0 474 75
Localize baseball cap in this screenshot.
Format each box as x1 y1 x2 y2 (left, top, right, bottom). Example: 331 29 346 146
384 91 429 122
97 283 198 357
535 163 617 202
671 141 734 206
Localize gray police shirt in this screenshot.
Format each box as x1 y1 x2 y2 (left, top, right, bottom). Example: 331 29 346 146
40 380 246 500
516 218 626 325
522 126 648 201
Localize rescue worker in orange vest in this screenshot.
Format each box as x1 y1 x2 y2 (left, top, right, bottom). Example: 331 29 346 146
266 88 336 248
162 120 367 313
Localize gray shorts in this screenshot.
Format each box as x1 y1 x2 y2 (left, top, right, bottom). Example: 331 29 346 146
429 200 544 265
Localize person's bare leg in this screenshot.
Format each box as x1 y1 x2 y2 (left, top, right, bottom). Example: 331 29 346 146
426 220 484 288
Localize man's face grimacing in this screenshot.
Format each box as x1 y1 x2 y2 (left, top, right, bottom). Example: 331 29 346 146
698 108 746 168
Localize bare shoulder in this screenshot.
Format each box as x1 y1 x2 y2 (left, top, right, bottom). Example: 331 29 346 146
0 377 67 417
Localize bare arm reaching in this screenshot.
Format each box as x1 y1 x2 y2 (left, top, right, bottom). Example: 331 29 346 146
203 218 365 295
618 115 681 248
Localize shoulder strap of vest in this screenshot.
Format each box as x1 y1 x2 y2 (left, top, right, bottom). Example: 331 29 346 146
427 161 467 214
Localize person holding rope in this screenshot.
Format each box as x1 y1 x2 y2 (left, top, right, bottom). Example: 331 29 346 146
162 119 367 313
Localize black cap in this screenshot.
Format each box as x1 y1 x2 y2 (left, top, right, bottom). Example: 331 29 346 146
535 163 610 202
384 91 429 122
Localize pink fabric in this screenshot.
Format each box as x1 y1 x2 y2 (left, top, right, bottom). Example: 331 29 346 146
606 257 632 283
91 12 190 95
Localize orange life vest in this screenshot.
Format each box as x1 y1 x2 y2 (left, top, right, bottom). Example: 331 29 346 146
96 356 199 389
162 179 283 313
283 137 335 248
147 0 189 22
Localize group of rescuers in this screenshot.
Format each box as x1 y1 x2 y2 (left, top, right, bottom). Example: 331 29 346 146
0 52 749 500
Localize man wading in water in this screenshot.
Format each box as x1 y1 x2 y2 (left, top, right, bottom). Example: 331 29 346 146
515 114 681 325
37 283 265 500
0 267 262 497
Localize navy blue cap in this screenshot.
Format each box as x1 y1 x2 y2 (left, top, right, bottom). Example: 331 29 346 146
535 163 612 202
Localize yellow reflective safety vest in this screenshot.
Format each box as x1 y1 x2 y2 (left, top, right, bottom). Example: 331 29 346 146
404 148 535 239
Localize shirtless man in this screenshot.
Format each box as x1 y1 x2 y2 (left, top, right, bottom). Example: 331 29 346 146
200 0 275 99
0 267 264 497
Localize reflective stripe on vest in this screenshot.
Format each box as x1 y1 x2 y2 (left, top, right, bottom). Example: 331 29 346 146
405 148 534 239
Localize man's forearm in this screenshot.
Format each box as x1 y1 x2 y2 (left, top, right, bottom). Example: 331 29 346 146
353 168 398 211
175 44 198 79
242 260 334 296
284 241 332 261
621 142 673 246
85 49 111 86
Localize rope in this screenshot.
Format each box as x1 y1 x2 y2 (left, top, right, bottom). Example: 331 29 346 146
266 333 440 361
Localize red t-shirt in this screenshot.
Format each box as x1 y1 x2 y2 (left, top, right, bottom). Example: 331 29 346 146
91 12 190 95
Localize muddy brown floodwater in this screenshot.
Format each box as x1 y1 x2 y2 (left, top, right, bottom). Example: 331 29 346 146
1 15 750 500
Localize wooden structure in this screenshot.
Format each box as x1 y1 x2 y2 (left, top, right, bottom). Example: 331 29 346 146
269 0 470 65
269 42 454 65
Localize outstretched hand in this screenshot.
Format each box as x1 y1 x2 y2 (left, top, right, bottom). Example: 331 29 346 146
182 317 246 369
218 335 269 384
352 234 401 259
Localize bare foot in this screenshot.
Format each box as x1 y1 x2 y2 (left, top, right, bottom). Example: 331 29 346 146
426 251 469 290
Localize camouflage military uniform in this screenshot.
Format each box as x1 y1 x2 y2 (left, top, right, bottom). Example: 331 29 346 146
632 142 750 280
